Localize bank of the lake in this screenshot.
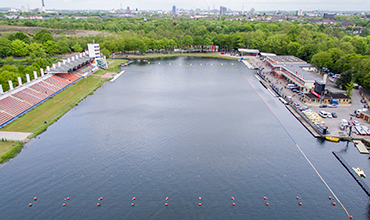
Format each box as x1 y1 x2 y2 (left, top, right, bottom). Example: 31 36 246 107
0 59 127 163
113 52 240 60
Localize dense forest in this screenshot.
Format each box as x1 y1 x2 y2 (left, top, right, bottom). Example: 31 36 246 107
1 16 370 91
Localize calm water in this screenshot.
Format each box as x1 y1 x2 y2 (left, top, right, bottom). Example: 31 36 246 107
0 57 369 219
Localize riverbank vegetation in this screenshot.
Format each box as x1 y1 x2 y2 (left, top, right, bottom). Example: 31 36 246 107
0 141 23 163
1 16 370 90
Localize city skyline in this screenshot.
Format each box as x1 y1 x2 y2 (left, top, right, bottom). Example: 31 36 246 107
3 0 370 12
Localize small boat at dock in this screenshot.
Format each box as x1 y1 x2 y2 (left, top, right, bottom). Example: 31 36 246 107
325 136 339 142
352 167 366 178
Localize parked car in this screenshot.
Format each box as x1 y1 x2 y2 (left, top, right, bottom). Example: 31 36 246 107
361 99 366 103
332 112 338 118
298 91 303 95
292 89 299 93
298 106 308 111
294 102 300 107
328 104 337 108
319 104 327 108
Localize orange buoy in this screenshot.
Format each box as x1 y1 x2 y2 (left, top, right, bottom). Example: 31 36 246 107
333 202 336 206
232 203 235 206
198 197 201 200
67 197 70 200
350 216 353 219
296 196 299 200
329 196 332 200
63 203 66 207
97 203 100 206
131 203 134 206
264 197 267 200
266 202 269 206
165 203 168 206
199 203 201 206
165 197 169 200
132 197 136 200
231 197 234 200
299 202 302 206
29 203 32 207
100 197 103 200
34 197 37 201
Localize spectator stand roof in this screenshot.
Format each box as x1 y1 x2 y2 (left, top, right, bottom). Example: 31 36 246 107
238 49 260 54
45 52 93 74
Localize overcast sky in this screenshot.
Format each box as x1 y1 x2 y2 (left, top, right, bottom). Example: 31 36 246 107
4 0 370 12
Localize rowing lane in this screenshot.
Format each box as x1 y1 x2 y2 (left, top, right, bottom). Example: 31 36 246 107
238 70 352 219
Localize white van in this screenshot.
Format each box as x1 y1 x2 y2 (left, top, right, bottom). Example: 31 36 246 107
319 111 331 118
287 84 296 89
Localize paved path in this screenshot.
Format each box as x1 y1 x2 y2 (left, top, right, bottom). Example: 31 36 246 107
0 131 32 141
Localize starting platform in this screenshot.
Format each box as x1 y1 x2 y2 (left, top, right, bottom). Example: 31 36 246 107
353 140 369 154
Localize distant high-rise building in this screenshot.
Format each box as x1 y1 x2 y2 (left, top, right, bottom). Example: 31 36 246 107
220 6 227 15
41 0 45 12
172 5 177 15
296 9 303 16
248 7 255 17
127 6 130 13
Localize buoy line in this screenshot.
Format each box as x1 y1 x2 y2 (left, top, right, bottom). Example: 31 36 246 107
238 71 351 218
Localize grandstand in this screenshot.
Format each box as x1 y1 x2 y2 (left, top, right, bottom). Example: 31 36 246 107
0 50 99 128
56 73 80 82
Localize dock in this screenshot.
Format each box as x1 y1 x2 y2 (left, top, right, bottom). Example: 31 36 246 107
241 60 254 69
285 105 321 138
110 70 125 82
353 140 369 154
332 151 370 196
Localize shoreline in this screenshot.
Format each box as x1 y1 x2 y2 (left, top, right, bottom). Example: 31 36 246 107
112 52 240 60
0 60 127 164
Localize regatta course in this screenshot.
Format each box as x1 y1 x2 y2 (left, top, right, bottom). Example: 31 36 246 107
0 57 369 219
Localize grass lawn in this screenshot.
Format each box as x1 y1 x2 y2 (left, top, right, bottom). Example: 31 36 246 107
0 141 23 163
0 142 15 156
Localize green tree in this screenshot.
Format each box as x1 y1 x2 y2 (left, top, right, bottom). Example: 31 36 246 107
311 51 333 74
44 40 59 56
345 80 354 98
57 40 71 54
100 48 110 59
71 43 83 53
33 29 53 43
297 44 317 62
181 35 193 48
28 42 45 57
287 42 301 56
0 38 12 58
11 39 28 57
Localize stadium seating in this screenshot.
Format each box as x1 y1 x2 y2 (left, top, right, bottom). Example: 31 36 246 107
0 111 13 125
44 75 69 89
56 73 80 82
13 90 43 105
0 96 32 117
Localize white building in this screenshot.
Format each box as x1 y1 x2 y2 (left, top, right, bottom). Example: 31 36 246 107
87 43 101 59
266 56 320 93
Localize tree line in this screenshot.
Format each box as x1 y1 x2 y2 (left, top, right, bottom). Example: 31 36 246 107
1 17 370 91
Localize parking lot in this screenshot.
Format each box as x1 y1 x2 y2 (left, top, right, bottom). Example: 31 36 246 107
248 55 370 140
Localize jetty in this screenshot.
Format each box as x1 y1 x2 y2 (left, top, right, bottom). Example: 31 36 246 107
353 140 369 154
241 60 254 69
110 71 125 82
332 151 370 196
